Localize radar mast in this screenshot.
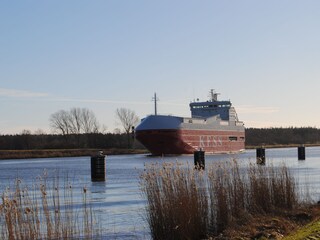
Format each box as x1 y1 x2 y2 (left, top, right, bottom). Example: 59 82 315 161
209 89 220 102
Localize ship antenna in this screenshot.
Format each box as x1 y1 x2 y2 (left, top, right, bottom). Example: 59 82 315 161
209 89 220 101
152 93 159 115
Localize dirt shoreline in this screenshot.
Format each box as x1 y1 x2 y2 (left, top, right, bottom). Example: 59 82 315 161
1 144 320 160
0 149 148 160
245 143 320 149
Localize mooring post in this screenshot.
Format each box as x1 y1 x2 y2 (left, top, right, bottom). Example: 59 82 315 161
256 147 266 165
298 145 306 160
194 149 205 170
91 151 106 182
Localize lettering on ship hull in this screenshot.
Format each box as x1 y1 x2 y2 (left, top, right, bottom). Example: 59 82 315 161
199 135 222 148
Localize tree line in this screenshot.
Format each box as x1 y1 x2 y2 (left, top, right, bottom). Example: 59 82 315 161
245 127 320 146
1 127 320 150
0 132 135 150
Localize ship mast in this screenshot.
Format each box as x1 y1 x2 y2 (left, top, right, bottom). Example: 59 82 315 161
152 93 159 115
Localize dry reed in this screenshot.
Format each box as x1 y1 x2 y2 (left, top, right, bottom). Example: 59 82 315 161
141 159 301 239
141 162 208 240
0 171 101 240
208 160 298 234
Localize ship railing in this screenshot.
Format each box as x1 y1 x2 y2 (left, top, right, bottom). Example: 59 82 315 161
183 118 206 124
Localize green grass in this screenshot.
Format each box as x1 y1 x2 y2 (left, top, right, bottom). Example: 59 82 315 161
283 219 320 240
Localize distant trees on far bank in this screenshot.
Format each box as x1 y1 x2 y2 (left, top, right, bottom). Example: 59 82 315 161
1 127 320 150
245 127 320 146
0 133 134 150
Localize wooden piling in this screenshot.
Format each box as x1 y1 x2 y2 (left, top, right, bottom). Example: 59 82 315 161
256 148 266 165
298 146 306 160
91 151 106 182
194 150 205 170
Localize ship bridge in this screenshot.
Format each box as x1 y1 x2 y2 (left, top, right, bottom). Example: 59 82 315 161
189 90 238 121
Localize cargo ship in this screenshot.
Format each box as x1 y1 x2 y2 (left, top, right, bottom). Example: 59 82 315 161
135 90 245 155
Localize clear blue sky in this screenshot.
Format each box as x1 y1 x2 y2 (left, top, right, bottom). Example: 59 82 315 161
1 1 320 134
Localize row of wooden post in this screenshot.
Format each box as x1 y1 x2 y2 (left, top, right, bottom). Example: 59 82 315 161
89 151 209 182
90 147 307 181
196 147 307 169
256 146 306 164
90 150 206 182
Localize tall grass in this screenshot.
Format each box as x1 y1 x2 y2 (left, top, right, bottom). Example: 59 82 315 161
141 160 301 239
208 160 298 234
141 162 208 240
0 171 101 239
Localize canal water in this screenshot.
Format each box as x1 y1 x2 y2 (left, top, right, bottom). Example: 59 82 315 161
0 147 320 239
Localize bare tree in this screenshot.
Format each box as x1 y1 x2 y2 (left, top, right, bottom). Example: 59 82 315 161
49 108 100 135
115 108 139 134
81 108 99 133
115 108 139 148
69 107 82 134
49 110 71 136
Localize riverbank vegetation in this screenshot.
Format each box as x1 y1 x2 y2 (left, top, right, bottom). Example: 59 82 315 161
0 172 101 239
141 161 316 239
0 133 131 150
0 132 147 159
1 127 319 151
246 127 320 147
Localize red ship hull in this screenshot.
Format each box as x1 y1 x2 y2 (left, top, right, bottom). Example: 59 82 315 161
135 129 245 155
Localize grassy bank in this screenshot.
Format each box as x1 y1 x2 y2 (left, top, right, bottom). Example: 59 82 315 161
0 148 147 160
283 213 320 240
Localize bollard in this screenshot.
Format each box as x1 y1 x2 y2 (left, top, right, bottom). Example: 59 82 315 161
194 150 205 170
91 151 106 182
298 146 306 160
256 148 265 165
